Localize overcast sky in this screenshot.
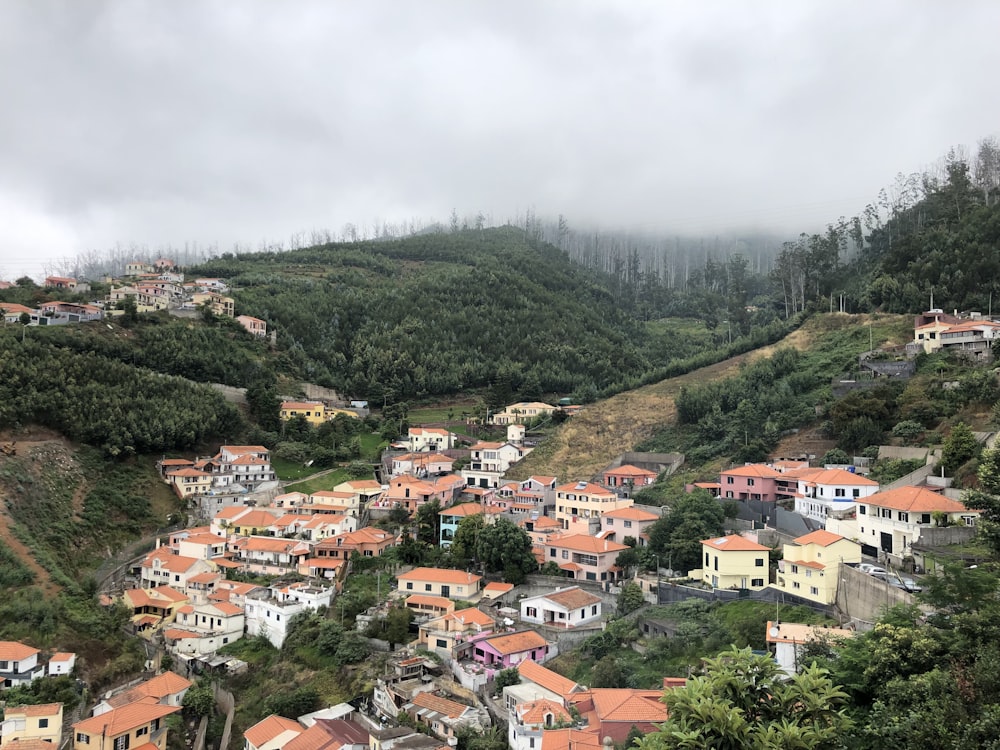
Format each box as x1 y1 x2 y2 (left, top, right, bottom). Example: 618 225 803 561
2 0 999 278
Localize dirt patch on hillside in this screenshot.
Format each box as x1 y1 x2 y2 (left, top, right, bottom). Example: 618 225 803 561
0 508 58 596
512 324 819 481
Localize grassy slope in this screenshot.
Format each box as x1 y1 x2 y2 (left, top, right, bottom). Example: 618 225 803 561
509 313 911 481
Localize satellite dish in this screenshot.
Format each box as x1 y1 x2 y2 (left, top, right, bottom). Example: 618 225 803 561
768 626 780 638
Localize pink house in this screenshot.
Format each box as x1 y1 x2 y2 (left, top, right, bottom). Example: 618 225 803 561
237 315 267 338
600 507 660 547
470 630 551 670
718 464 783 502
540 534 628 583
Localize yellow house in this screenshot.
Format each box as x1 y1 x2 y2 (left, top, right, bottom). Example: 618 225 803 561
776 530 861 605
700 535 771 590
191 292 234 318
1 703 64 747
490 402 557 426
396 567 483 600
165 467 213 498
279 401 359 424
72 702 180 750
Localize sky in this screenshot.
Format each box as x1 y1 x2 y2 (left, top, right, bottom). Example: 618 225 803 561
2 0 1000 279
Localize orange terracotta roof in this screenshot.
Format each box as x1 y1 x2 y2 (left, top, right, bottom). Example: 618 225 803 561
405 595 455 610
701 534 770 552
163 628 202 640
555 481 614 496
396 568 482 585
765 621 854 645
439 502 485 517
785 559 825 570
124 586 188 607
538 587 602 609
74 702 180 736
605 464 657 477
601 507 660 521
232 510 283 527
590 688 667 723
545 534 627 554
283 724 339 750
528 476 557 484
720 464 781 479
160 458 194 466
517 699 571 726
106 671 193 708
212 602 245 616
244 715 303 748
4 703 61 718
409 428 451 436
443 608 495 628
0 641 39 661
302 558 345 570
220 445 268 454
410 692 467 718
143 549 204 573
540 729 602 750
865 485 973 513
167 467 212 478
482 582 515 596
484 630 548 655
518 659 581 696
791 467 878 486
49 651 75 662
792 529 847 547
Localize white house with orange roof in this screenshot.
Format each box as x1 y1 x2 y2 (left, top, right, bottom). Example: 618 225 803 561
184 571 223 604
0 642 43 688
165 600 245 657
600 506 660 547
519 586 603 628
602 464 657 491
461 442 526 489
776 530 861 605
174 532 227 561
788 467 880 523
937 319 1000 360
333 479 384 509
699 534 771 590
165 466 214 498
860 485 980 563
390 452 454 478
0 703 63 747
508 698 573 750
211 445 276 489
407 428 456 452
554 481 633 532
47 651 76 676
244 715 303 750
244 581 335 648
139 548 216 590
396 568 483 600
210 580 263 609
308 490 361 517
227 536 312 576
271 491 308 509
540 534 628 583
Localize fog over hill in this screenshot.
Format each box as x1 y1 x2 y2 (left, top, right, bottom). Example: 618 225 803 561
2 1 1000 278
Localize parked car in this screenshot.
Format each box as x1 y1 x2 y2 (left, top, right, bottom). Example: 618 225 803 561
859 563 888 576
888 576 923 593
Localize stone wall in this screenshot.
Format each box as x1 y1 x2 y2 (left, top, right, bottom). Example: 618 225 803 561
835 564 913 623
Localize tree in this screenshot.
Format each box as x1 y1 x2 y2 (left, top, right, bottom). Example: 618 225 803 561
415 499 442 545
18 311 30 326
637 647 852 750
476 518 537 583
647 490 726 573
941 421 978 475
891 420 924 445
615 547 641 578
617 581 645 615
591 654 627 687
450 514 485 565
493 667 520 696
182 683 215 717
964 445 1000 555
820 448 850 466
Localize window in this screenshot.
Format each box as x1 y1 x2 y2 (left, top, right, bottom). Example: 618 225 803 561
436 639 448 648
624 520 632 529
39 719 49 729
705 552 710 566
406 582 413 590
793 582 800 589
726 476 734 484
114 735 130 750
526 607 537 617
805 569 812 578
549 549 556 558
747 478 755 487
135 727 148 737
425 584 432 592
921 513 932 524
751 578 764 587
835 488 845 497
713 557 718 571
859 506 866 515
898 512 909 523
755 558 764 567
726 491 733 498
853 489 861 498
810 587 819 596
791 564 800 574
591 605 598 614
964 516 977 527
76 735 89 745
151 720 160 732
561 550 569 559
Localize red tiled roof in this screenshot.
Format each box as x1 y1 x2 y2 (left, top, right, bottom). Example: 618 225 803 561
792 529 846 547
537 587 602 609
518 659 581 697
865 485 973 513
546 534 627 554
590 688 667 723
396 568 482 585
74 703 180 736
720 464 781 479
701 534 770 552
0 641 39 661
244 715 302 748
601 507 659 522
410 691 467 718
484 630 548 655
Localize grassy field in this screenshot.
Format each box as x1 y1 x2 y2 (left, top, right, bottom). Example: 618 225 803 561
285 468 351 494
358 433 388 460
271 457 319 482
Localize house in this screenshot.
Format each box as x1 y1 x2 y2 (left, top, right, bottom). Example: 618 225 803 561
504 659 585 714
765 621 854 676
227 535 312 576
553 482 633 533
469 630 551 670
184 571 223 604
174 533 227 561
860 485 980 563
243 715 303 750
404 595 455 620
210 580 263 609
191 291 234 317
407 428 456 453
165 601 245 656
279 401 335 425
788 468 880 523
0 642 44 688
333 480 385 510
519 587 603 628
0 703 63 747
602 464 657 491
43 276 76 289
438 502 502 547
210 445 277 490
719 464 784 502
124 262 151 276
539 730 602 750
540 534 628 583
776 530 861 605
481 581 515 603
139 548 216 590
311 527 397 562
390 453 454 479
287 720 368 750
244 582 334 648
937 320 1000 360
417 607 495 656
401 692 489 741
165 467 213 497
571 689 669 744
122 586 189 630
508 699 573 750
0 303 36 324
600 506 660 547
489 402 557 426
47 652 76 676
699 535 771 590
72 702 180 750
93 672 192 715
396 568 483 600
237 315 267 338
461 442 526 489
384 475 464 516
372 655 441 720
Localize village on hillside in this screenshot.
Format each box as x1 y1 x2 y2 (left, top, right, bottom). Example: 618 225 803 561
0 307 994 750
